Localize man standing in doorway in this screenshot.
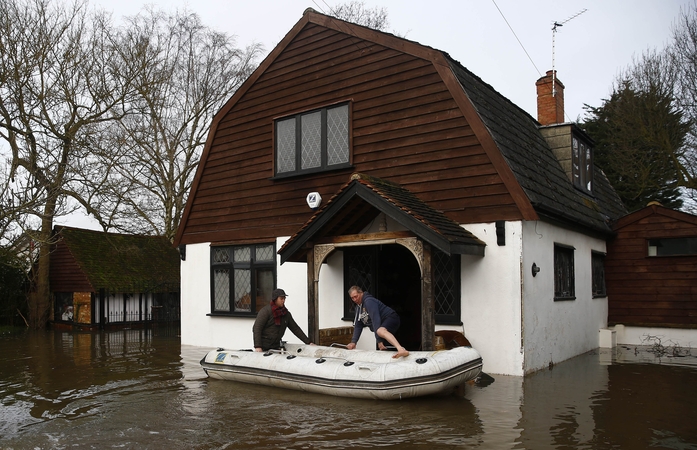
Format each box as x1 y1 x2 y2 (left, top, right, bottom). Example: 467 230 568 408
346 286 409 358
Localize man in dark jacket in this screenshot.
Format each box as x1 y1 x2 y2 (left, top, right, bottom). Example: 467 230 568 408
253 288 312 351
346 285 409 358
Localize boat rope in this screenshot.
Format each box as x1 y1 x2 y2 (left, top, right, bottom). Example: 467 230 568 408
262 349 288 356
312 355 354 365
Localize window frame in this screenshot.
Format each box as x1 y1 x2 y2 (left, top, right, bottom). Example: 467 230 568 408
572 134 593 194
591 251 606 298
54 292 74 322
554 243 576 301
273 102 352 178
209 243 276 317
647 237 697 257
434 249 462 325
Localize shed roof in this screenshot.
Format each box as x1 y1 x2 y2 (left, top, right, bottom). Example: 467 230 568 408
53 226 180 292
612 203 697 230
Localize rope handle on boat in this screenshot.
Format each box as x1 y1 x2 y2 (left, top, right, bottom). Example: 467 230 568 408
311 355 355 366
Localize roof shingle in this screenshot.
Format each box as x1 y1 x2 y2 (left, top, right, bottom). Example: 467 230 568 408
54 226 180 292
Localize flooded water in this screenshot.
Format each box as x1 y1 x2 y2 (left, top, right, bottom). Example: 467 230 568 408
1 329 696 450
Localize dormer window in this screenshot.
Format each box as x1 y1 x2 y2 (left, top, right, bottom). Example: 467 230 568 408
274 103 351 177
572 135 592 193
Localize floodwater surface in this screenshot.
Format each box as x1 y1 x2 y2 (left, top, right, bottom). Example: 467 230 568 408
0 329 696 449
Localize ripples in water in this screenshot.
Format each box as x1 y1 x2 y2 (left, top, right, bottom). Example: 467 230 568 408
0 329 696 449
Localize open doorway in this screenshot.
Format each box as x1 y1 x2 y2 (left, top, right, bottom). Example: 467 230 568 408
343 244 422 350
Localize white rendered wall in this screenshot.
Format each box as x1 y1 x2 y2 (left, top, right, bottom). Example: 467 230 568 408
611 324 697 348
180 238 312 349
459 221 525 376
521 221 608 374
180 219 610 374
179 242 216 347
317 251 345 329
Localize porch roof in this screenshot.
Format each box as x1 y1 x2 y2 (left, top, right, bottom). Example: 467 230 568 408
278 173 486 263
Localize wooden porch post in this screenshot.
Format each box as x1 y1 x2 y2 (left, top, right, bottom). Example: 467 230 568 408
306 248 320 344
421 242 434 351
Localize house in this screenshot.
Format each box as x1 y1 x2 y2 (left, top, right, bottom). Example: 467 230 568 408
49 226 180 330
173 10 626 375
604 203 697 347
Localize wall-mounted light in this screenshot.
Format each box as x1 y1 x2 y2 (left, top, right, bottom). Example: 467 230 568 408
532 262 540 277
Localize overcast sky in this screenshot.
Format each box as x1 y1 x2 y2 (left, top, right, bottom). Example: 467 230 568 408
87 0 692 119
59 0 693 229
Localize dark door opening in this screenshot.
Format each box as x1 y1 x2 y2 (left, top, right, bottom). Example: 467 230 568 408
344 244 421 350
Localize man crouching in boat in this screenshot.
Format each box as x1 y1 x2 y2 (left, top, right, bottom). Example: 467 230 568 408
346 286 409 359
253 288 313 352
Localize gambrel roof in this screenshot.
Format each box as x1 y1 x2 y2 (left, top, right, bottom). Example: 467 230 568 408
447 61 627 232
174 9 626 248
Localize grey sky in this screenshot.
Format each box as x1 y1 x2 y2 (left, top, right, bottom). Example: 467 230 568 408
89 0 691 119
60 0 691 229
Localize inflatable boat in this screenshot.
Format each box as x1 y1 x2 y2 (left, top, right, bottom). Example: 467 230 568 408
200 343 483 400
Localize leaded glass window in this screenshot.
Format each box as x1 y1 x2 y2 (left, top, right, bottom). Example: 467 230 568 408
211 243 276 315
275 103 350 176
276 118 296 173
301 111 322 169
327 105 349 165
434 249 461 324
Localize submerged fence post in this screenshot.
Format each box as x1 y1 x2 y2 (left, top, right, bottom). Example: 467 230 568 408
99 288 106 330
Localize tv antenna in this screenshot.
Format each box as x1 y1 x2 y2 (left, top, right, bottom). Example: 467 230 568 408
551 8 587 96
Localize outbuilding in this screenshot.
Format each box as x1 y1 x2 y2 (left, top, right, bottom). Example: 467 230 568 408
50 226 180 330
605 203 697 347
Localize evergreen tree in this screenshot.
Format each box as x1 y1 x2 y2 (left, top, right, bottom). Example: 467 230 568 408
582 80 689 212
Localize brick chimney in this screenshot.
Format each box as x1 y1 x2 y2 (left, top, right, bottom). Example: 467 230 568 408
536 70 565 125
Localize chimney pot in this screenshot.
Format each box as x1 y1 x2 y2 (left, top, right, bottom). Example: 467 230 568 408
536 70 565 125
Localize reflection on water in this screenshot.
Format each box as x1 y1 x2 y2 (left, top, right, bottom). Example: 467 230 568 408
0 329 696 449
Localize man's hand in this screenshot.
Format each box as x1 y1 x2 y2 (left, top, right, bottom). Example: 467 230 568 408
378 342 387 350
254 347 262 352
346 342 356 350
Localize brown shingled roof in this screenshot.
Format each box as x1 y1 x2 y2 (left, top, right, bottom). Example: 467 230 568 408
279 173 486 263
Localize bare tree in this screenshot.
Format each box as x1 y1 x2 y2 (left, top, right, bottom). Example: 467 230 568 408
0 0 143 327
93 8 263 240
327 1 390 31
669 2 697 209
0 0 261 327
